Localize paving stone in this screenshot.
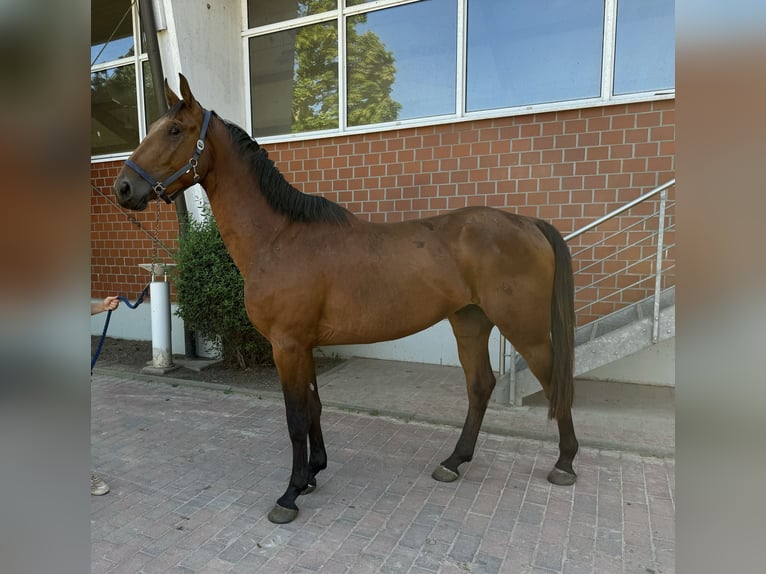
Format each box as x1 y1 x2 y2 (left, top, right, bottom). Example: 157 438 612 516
91 371 674 573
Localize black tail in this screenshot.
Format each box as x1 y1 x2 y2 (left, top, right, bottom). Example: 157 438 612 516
535 220 575 420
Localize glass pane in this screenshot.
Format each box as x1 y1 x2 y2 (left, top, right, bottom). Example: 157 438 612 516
347 0 456 126
248 0 337 29
614 0 674 95
250 21 339 136
91 0 134 66
466 0 603 111
91 67 139 155
142 62 161 127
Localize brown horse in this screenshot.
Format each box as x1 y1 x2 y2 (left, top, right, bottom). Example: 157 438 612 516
114 75 578 524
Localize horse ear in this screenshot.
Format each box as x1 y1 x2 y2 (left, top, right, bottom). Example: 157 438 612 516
164 78 180 108
178 73 197 107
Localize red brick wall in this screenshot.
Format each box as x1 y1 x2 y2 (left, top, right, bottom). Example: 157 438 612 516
91 99 675 326
91 162 181 300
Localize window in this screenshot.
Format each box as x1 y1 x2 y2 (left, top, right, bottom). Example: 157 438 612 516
91 0 159 157
614 0 675 95
466 0 603 111
250 21 340 136
245 0 675 139
347 1 456 126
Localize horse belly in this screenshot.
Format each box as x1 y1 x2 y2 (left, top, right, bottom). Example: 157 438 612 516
317 274 462 345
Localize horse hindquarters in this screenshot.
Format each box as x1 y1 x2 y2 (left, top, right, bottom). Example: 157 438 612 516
485 217 578 485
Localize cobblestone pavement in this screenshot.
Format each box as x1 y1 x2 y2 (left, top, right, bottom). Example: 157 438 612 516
92 374 674 573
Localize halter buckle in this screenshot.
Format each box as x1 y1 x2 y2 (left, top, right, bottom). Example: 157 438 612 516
190 158 200 182
152 182 172 204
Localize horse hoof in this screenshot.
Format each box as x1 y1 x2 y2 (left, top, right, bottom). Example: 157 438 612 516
547 467 577 486
267 504 299 524
432 464 460 483
302 480 316 495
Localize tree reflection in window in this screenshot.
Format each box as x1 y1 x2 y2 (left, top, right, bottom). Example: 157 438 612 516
346 15 400 126
91 62 139 155
291 19 339 132
91 57 159 156
250 0 401 136
290 9 401 132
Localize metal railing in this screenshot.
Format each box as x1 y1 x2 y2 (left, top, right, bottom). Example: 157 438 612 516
498 178 676 379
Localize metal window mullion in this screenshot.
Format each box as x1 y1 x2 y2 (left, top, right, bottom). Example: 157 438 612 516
342 0 423 18
134 3 148 140
242 9 339 38
455 0 467 118
338 11 347 131
243 33 254 135
137 58 150 139
90 56 135 74
601 0 618 101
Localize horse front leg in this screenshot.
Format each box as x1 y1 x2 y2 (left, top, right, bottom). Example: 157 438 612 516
304 371 327 493
267 343 326 524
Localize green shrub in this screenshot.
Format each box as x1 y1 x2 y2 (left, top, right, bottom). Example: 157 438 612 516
174 207 272 368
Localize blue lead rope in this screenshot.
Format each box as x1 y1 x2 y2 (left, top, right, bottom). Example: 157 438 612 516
91 284 151 374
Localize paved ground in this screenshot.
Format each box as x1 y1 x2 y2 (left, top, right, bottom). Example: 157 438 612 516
92 359 675 573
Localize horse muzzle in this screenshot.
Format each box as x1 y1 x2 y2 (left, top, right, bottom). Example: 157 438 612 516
113 172 151 211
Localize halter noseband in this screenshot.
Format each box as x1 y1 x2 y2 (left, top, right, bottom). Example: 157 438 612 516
125 108 213 204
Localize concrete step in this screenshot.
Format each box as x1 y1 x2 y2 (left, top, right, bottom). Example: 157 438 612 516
575 286 675 346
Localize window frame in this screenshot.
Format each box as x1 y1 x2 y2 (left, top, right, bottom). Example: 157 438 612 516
90 1 152 162
243 0 674 144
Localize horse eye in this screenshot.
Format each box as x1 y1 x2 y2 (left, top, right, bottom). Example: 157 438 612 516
169 125 181 136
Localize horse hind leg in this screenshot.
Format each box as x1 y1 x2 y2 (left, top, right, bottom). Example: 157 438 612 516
512 338 578 486
432 305 496 483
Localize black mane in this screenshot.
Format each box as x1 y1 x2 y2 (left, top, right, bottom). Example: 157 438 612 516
218 115 351 226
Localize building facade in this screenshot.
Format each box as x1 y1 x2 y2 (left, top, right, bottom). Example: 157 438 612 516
91 0 675 374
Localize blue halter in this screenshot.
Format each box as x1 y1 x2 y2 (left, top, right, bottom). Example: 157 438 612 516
125 108 213 204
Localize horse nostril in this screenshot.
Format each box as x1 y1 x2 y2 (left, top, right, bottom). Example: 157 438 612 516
117 179 131 199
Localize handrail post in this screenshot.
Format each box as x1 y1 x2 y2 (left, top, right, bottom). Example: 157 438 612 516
496 336 510 404
509 345 518 405
498 335 506 378
496 336 517 405
652 189 668 343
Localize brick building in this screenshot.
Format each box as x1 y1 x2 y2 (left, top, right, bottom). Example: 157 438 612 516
91 0 675 376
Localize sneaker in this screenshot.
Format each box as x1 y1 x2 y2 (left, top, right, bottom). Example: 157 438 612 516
91 474 110 496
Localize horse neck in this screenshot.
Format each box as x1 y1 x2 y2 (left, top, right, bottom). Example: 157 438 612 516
200 120 288 274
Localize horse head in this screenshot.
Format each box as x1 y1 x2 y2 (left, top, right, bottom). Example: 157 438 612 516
113 74 212 210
